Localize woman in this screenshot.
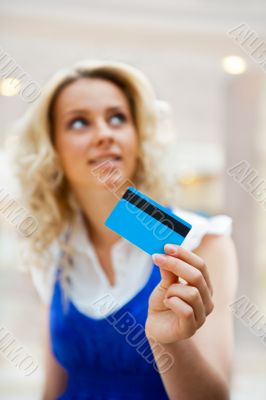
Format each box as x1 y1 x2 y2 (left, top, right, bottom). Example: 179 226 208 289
12 60 238 399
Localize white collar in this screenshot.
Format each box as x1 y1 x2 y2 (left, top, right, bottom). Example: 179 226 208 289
68 208 134 259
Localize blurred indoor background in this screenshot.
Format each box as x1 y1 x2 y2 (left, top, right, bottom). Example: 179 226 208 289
0 0 266 399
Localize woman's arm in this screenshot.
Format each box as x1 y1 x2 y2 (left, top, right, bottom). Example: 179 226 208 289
41 304 68 400
146 234 238 400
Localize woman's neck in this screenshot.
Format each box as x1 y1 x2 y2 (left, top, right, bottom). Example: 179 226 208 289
72 185 124 249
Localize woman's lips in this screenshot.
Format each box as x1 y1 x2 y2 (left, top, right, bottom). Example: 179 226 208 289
88 156 122 167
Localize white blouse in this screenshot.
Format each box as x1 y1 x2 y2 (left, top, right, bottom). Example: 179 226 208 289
30 208 232 319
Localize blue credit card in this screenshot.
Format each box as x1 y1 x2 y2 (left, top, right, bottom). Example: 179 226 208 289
104 186 192 255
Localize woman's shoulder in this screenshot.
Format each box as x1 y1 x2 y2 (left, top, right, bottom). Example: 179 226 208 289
171 206 233 252
30 237 62 305
29 218 81 304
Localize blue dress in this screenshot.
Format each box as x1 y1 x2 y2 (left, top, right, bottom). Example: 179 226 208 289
46 206 222 399
49 254 170 399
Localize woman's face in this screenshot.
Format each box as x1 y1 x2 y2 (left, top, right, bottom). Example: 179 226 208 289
53 77 138 191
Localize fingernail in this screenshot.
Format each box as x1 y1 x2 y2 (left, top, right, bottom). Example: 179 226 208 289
152 253 166 264
164 244 176 254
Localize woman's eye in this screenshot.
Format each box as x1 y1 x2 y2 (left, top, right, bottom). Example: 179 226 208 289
109 113 126 126
68 118 88 130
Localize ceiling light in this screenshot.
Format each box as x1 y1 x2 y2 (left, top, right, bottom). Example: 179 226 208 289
0 78 21 96
222 56 247 75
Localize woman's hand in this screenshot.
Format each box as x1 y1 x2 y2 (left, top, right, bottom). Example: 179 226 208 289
145 243 214 344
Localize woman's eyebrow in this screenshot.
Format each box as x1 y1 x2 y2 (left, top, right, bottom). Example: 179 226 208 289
63 109 90 118
106 105 128 114
106 105 123 111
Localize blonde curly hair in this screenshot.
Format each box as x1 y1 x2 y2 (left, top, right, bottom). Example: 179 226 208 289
9 59 178 304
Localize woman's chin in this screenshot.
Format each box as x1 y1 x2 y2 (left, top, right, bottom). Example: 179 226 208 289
94 175 127 192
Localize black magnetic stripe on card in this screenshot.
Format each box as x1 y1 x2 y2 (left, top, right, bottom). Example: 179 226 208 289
122 189 190 237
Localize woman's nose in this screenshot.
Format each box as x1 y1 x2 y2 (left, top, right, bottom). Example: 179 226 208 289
93 119 114 144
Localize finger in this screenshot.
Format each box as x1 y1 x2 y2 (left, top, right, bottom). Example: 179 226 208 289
165 284 206 328
164 244 213 296
158 267 178 291
152 253 214 315
163 296 197 338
